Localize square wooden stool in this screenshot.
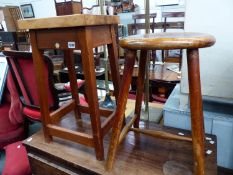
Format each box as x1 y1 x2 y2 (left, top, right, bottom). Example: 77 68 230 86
18 14 121 160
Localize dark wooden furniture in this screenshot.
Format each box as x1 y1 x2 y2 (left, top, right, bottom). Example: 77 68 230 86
106 32 216 175
0 31 17 50
119 63 180 101
18 14 121 161
132 13 157 35
162 12 185 32
23 115 217 175
54 0 83 15
128 21 184 36
120 63 180 82
131 13 157 67
162 12 185 69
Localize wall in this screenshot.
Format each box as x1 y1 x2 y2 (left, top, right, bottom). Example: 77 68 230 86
0 0 56 18
181 0 233 100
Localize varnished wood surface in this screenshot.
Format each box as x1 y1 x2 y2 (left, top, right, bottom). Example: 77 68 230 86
120 63 180 82
120 32 215 50
106 50 137 170
162 12 185 18
18 14 120 30
23 113 217 175
27 15 121 160
187 49 205 175
107 32 216 173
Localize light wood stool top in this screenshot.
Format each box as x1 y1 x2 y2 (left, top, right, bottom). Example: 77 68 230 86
18 14 119 30
119 32 215 50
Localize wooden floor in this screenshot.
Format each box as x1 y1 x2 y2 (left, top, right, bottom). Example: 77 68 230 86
23 110 217 175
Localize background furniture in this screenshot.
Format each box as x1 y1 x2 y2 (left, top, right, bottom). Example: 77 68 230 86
18 14 121 160
106 32 215 175
132 13 157 35
54 0 83 15
119 62 180 102
4 51 60 121
1 6 30 51
4 51 86 127
162 12 185 70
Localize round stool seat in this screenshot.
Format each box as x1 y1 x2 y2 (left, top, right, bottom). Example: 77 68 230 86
120 32 215 50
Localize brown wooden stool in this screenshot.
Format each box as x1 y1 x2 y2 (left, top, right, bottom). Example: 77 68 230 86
18 14 121 161
106 32 215 175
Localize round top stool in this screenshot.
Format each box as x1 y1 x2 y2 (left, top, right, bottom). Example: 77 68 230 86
120 32 215 50
106 32 216 175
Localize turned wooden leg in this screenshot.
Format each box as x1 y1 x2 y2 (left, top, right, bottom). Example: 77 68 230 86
30 31 52 142
106 50 136 170
64 50 81 120
187 49 205 175
134 50 148 128
107 25 121 100
78 28 103 160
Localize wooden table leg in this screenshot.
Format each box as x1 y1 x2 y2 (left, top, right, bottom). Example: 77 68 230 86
30 31 52 142
107 25 121 100
64 50 81 120
106 50 137 170
187 49 205 175
134 50 147 128
78 28 103 160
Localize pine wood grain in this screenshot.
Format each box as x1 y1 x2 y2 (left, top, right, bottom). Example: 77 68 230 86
119 32 215 50
18 14 119 30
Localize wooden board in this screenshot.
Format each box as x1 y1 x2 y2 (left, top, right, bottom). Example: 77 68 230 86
125 99 163 123
17 14 120 30
23 112 217 175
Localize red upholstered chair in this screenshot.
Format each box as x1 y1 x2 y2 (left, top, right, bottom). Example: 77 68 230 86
3 51 87 122
2 141 31 175
4 51 59 121
0 72 25 149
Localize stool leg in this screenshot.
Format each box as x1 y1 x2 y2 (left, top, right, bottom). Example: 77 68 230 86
134 50 148 128
64 50 81 120
30 31 52 142
187 49 205 175
106 50 136 170
107 25 121 99
78 28 103 160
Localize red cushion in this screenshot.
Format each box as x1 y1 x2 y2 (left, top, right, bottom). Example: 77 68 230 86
79 96 88 105
7 72 23 125
2 141 31 175
23 107 41 121
0 103 19 133
0 74 25 148
23 96 87 121
0 126 24 149
152 94 167 103
128 93 136 100
64 79 85 92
